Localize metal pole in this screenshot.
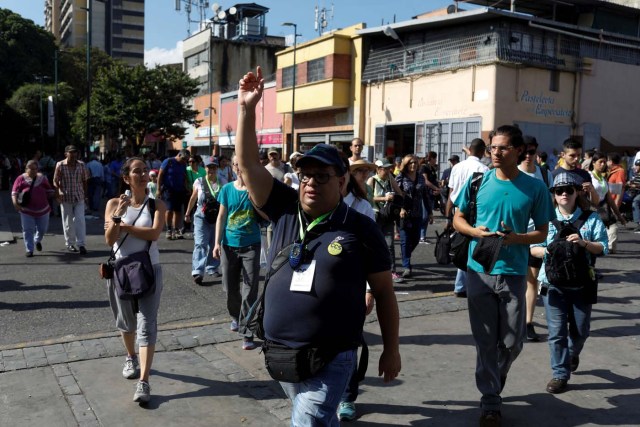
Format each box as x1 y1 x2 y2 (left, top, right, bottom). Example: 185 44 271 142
54 49 59 154
209 26 214 157
290 23 297 156
39 78 44 151
86 0 92 152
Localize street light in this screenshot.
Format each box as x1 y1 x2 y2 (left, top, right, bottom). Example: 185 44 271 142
82 0 105 154
203 59 216 157
282 22 299 157
383 26 414 70
34 75 50 151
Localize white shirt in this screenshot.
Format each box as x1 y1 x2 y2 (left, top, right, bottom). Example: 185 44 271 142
518 164 553 188
448 156 489 201
284 172 299 190
344 193 375 220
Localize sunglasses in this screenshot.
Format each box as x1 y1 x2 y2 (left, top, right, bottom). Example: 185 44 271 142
554 186 576 196
298 171 336 184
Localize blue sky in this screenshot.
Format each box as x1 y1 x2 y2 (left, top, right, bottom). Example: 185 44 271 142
3 0 476 65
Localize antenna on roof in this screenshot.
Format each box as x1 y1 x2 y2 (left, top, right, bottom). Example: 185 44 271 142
175 0 213 36
314 2 334 36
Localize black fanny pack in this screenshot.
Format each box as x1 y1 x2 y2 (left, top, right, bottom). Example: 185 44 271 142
263 340 355 383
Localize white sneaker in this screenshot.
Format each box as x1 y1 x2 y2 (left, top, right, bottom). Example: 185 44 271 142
133 380 151 403
122 357 140 379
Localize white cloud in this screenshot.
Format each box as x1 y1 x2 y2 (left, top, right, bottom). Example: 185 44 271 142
144 40 183 68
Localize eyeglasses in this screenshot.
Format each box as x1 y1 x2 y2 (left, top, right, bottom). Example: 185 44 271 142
298 171 336 184
526 149 537 155
554 186 576 196
487 145 514 153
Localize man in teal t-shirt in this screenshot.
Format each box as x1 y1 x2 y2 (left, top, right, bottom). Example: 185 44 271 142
453 125 554 425
213 158 262 350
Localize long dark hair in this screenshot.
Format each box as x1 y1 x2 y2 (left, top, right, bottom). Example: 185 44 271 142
118 156 144 194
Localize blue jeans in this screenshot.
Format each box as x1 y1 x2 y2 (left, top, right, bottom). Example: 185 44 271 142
280 349 357 427
454 269 467 293
20 213 49 253
87 177 103 212
419 198 432 240
191 214 219 276
543 286 592 380
632 194 640 223
399 217 421 270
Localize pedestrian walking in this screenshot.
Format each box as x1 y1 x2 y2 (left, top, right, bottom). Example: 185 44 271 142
185 156 221 284
104 157 166 404
212 156 262 351
453 125 554 427
11 160 54 257
235 66 400 426
53 145 89 254
156 149 190 240
530 172 607 394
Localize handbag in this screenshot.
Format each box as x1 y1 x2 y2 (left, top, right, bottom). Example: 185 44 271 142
434 228 452 265
262 340 348 383
17 176 36 207
449 172 484 271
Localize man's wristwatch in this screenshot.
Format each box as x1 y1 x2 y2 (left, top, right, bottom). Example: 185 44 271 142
111 216 122 224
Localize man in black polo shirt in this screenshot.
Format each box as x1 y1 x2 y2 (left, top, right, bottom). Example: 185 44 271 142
236 67 401 425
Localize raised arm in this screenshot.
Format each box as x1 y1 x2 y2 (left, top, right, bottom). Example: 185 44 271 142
236 66 273 207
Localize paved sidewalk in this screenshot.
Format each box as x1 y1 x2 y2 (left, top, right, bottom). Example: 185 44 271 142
1 281 638 426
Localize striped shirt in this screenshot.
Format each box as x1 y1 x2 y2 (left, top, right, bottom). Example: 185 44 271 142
54 159 89 203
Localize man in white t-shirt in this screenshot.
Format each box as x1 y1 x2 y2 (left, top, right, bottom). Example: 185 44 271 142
446 138 488 297
264 149 290 181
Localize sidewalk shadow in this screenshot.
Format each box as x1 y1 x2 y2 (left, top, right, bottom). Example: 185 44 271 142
149 369 285 409
0 299 108 311
363 330 474 348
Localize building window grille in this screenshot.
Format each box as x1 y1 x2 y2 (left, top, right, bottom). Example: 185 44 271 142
307 58 325 83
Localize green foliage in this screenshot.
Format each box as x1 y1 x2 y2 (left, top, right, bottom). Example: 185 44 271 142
0 8 56 103
92 63 201 149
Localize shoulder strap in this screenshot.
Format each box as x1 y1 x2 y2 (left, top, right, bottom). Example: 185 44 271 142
572 210 591 233
468 172 484 226
111 198 150 259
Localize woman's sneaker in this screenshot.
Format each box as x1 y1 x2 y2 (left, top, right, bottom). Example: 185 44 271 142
122 356 140 379
337 401 356 421
391 272 404 283
133 380 151 403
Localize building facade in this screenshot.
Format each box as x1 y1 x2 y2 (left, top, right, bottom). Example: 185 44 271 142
45 0 144 65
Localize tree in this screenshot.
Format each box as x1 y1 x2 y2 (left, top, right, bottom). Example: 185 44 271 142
0 8 56 103
92 63 201 151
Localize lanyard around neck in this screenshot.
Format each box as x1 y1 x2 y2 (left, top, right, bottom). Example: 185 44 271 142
297 206 335 242
205 176 217 194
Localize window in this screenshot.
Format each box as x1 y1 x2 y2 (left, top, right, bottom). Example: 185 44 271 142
204 108 210 117
550 69 560 92
307 58 325 83
282 65 296 88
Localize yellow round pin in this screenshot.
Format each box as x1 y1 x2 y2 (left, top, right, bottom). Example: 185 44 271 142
328 242 342 255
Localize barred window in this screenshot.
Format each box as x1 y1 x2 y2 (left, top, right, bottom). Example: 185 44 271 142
307 57 325 83
282 65 296 88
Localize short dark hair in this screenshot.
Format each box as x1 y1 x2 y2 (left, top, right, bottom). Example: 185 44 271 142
427 151 437 160
607 152 621 164
523 135 538 148
538 151 548 162
491 125 525 161
584 149 595 158
469 138 486 156
562 138 582 151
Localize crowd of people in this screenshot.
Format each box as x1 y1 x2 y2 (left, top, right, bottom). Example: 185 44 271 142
4 68 640 424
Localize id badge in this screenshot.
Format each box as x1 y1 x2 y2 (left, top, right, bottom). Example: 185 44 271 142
290 260 316 292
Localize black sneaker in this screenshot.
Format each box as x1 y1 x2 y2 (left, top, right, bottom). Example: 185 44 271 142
526 323 540 342
454 291 467 298
479 410 502 427
193 274 203 285
26 251 34 258
570 355 580 372
546 378 568 394
36 242 42 252
79 246 87 255
67 245 78 253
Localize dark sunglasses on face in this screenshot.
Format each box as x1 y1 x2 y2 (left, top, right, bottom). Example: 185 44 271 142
554 186 576 196
298 171 335 184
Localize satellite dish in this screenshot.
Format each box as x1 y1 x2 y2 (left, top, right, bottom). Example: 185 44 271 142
218 10 226 20
447 5 456 14
212 3 220 12
229 6 237 15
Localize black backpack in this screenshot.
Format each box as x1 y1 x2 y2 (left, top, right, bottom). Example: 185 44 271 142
545 211 592 289
434 228 452 265
200 178 220 224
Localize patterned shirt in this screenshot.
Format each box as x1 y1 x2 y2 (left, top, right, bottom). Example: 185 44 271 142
53 159 89 203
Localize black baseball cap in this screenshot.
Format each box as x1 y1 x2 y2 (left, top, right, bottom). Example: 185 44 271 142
296 144 346 175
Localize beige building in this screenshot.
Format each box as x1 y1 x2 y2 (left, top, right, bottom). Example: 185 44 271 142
44 0 144 65
358 1 640 169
